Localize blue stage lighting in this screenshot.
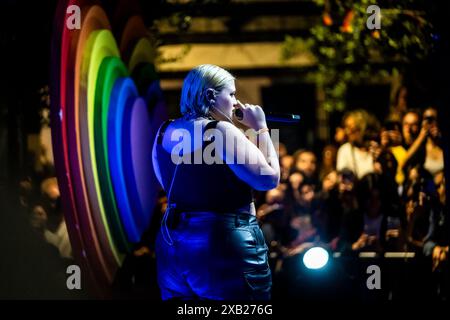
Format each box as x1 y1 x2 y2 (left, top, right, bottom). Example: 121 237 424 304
303 246 329 270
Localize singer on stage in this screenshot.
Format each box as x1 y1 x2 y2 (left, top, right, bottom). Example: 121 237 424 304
152 64 280 300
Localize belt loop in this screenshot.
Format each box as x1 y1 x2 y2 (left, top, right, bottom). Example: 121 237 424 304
179 212 187 227
235 214 240 228
244 214 250 226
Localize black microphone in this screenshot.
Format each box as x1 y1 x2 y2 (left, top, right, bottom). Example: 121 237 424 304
266 112 301 124
234 109 301 124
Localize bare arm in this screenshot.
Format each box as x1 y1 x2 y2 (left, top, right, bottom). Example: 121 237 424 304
216 104 280 191
401 124 428 170
152 128 163 188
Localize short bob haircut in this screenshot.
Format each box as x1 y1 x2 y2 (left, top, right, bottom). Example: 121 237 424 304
180 64 235 118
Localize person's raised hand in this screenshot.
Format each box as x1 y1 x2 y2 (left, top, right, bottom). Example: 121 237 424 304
429 125 441 140
419 120 431 139
380 130 390 147
233 100 267 131
389 130 402 145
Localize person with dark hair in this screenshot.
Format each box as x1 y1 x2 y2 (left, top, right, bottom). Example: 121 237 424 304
318 145 337 182
152 64 280 300
351 173 388 253
401 165 437 253
388 86 409 122
280 154 294 183
399 110 427 176
382 109 426 186
423 171 448 300
422 107 444 178
380 119 405 185
292 149 318 181
283 177 320 253
322 169 361 252
424 171 448 268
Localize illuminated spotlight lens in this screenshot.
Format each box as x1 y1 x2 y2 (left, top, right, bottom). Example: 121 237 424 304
303 247 329 270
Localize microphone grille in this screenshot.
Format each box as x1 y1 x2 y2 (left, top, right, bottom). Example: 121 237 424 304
234 109 243 120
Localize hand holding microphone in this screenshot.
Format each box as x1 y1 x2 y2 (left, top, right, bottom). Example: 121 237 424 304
233 100 268 131
234 100 301 127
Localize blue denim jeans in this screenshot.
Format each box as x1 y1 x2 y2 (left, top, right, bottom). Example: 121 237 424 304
155 211 272 300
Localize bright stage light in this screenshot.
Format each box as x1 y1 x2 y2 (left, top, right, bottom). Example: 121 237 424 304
303 246 329 270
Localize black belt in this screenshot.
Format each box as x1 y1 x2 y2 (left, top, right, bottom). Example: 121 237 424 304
166 209 254 228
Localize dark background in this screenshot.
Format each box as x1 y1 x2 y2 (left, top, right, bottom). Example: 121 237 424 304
1 0 449 300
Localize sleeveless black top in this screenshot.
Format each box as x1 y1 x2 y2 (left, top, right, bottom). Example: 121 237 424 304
155 120 254 212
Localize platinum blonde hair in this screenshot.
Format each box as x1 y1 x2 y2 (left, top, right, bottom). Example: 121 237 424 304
343 109 371 134
180 64 235 118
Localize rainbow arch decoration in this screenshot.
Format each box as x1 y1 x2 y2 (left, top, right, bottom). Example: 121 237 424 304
50 0 168 296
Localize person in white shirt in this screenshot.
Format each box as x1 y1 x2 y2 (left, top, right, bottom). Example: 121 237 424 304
337 109 379 179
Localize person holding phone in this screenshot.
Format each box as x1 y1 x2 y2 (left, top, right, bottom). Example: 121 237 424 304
152 64 280 300
422 107 444 177
380 119 405 184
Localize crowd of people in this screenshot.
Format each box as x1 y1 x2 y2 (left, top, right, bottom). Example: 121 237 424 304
18 100 73 263
254 104 447 299
16 95 448 300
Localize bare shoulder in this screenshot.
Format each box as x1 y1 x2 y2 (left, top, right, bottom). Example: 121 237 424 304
215 121 245 138
160 118 186 150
